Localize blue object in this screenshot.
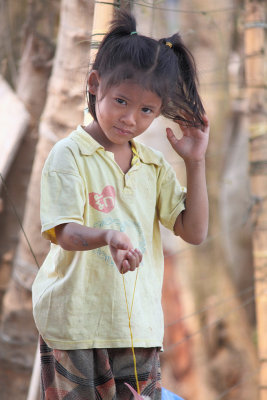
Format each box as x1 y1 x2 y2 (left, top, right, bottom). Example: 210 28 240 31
162 387 185 400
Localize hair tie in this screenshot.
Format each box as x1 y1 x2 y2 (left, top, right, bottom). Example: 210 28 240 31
165 41 173 48
130 31 137 35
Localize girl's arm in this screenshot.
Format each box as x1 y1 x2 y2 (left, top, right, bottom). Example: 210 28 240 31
166 115 209 245
55 223 142 273
173 159 208 244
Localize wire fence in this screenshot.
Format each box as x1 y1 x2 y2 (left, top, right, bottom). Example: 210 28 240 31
164 287 261 352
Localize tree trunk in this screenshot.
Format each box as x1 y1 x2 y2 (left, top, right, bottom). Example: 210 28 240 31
0 2 57 398
244 1 267 399
0 1 94 398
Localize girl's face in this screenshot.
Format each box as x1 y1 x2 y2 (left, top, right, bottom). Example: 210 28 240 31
88 71 162 147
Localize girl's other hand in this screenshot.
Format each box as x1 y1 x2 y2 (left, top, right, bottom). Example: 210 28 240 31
106 230 142 273
166 114 209 163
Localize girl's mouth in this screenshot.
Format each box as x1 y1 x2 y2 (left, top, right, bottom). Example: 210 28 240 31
114 126 133 136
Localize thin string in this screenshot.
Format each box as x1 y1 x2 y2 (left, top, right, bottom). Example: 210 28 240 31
0 172 40 269
122 268 140 394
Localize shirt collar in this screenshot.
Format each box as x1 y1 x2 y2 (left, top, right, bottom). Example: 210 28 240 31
133 140 162 166
70 125 103 155
71 125 161 166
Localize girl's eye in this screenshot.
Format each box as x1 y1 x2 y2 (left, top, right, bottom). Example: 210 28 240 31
142 107 152 114
115 98 126 105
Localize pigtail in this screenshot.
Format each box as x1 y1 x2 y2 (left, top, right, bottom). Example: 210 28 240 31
94 9 136 69
159 35 205 127
106 8 136 39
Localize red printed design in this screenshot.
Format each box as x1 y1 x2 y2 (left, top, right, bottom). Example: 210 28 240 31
89 185 116 213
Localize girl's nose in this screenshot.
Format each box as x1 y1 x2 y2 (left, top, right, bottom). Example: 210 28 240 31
120 111 136 126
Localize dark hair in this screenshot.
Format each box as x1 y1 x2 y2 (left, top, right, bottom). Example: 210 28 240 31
86 9 205 127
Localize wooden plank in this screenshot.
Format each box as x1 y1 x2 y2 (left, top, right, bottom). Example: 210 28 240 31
0 75 30 181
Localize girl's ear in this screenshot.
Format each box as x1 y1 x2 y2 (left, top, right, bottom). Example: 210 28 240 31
87 70 100 95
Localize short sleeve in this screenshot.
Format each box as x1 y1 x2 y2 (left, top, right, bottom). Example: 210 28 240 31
157 161 186 231
40 143 86 243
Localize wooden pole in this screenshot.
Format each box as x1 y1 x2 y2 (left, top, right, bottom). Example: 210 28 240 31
84 0 116 125
89 0 116 64
244 1 267 399
26 339 40 400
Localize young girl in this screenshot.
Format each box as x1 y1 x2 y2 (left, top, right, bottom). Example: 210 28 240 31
32 9 209 400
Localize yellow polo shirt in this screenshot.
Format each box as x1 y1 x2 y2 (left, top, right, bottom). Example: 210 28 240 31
32 125 186 350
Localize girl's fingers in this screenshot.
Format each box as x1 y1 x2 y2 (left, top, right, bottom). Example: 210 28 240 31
166 128 179 147
122 249 142 273
131 249 143 268
127 249 137 271
202 114 210 132
135 248 143 263
121 259 130 274
202 113 209 125
166 127 175 138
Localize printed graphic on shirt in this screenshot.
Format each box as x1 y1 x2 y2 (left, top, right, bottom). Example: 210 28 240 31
93 217 146 266
89 185 116 213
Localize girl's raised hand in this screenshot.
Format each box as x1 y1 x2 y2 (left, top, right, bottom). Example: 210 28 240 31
166 114 209 163
106 230 142 274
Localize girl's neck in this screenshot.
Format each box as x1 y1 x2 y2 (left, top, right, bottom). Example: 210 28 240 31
83 122 133 173
83 121 131 153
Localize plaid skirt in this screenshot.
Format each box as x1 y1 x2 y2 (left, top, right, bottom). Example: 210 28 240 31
40 336 162 399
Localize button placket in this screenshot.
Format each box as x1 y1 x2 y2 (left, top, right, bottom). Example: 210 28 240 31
124 173 130 191
125 174 130 185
